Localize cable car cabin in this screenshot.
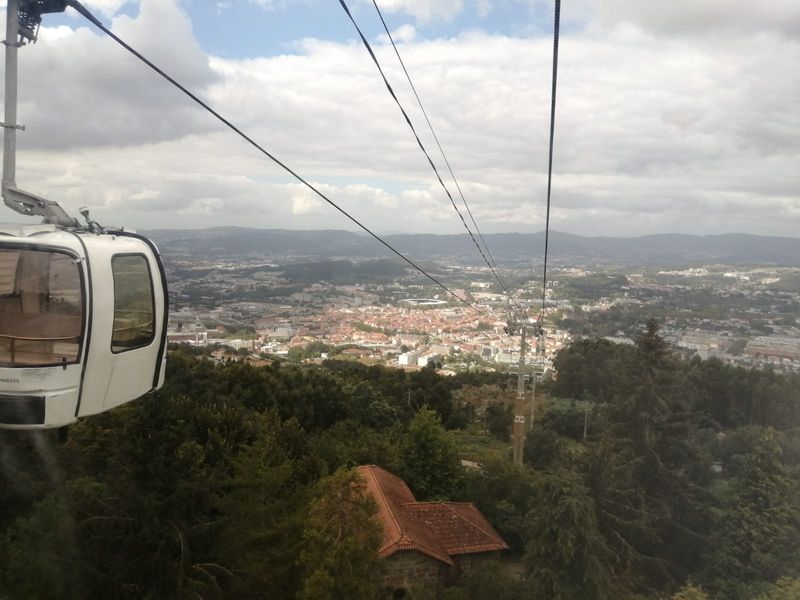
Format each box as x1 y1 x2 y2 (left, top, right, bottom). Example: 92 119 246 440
0 224 168 429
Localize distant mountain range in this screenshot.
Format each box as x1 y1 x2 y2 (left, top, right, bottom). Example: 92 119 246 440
147 227 800 268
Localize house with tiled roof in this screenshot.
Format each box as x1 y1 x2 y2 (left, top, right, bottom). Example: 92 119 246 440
357 465 509 598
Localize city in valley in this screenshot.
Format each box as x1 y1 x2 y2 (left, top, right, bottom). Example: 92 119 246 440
156 229 800 375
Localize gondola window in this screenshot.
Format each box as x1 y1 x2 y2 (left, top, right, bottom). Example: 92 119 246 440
111 255 155 352
0 248 83 366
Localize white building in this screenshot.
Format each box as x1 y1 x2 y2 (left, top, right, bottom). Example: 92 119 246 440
398 352 420 366
417 353 442 367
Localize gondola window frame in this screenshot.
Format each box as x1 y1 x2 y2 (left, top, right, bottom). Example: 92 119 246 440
110 252 156 353
0 244 86 368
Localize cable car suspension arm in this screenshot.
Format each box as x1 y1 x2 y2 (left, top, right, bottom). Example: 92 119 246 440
2 0 79 228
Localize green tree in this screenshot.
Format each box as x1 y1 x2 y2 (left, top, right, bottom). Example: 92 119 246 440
409 367 454 422
524 426 570 470
216 412 319 598
755 578 800 600
287 346 305 362
398 408 463 500
462 458 535 552
703 429 800 599
523 469 613 600
0 483 90 599
671 583 709 599
313 419 401 473
486 403 513 442
550 337 631 402
443 562 525 599
343 381 398 430
53 390 256 599
539 405 590 441
298 468 383 600
601 320 711 590
635 317 671 369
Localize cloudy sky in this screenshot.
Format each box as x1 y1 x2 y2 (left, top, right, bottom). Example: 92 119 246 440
2 0 798 237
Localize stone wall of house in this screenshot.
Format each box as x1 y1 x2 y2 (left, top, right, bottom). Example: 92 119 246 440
381 550 449 597
453 550 502 576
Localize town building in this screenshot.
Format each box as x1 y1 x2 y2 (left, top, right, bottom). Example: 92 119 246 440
417 352 442 367
398 352 419 367
746 336 800 361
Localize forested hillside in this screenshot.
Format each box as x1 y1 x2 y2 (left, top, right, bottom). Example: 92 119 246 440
150 228 800 267
1 324 799 599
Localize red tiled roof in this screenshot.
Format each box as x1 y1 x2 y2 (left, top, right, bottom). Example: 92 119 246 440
357 465 508 567
403 502 509 556
358 465 453 565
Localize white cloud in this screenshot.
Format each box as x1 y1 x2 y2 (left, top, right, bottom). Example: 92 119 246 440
375 0 465 24
378 23 416 43
290 186 325 215
13 0 216 150
580 0 800 35
4 0 798 237
81 0 134 17
247 0 289 11
475 0 492 18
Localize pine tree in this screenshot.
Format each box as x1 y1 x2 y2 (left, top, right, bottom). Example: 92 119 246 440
298 468 383 600
398 407 463 500
524 470 613 600
704 429 800 599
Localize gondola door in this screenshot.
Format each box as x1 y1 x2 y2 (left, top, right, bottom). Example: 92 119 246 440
76 234 167 418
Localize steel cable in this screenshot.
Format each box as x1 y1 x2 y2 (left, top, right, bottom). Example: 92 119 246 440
67 0 492 318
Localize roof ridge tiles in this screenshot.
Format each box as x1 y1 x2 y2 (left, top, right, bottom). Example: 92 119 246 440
358 465 403 542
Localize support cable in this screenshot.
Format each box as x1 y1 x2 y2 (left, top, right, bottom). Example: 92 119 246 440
67 0 491 318
338 0 514 303
369 0 511 296
540 0 560 317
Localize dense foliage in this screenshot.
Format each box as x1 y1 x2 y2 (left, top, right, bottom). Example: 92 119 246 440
1 322 799 599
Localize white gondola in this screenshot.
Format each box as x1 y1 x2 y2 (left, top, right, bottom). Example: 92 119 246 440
0 0 169 428
0 224 168 428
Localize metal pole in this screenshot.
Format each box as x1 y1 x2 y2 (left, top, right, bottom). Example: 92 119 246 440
512 326 526 465
583 404 589 441
3 0 20 192
1 1 77 227
529 368 536 431
516 327 526 398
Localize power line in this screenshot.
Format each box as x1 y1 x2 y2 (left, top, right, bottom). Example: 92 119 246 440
541 0 560 316
338 0 515 303
369 0 510 293
66 0 491 318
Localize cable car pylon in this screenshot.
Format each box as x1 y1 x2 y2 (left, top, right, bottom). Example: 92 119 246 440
505 309 543 465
